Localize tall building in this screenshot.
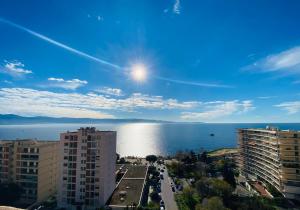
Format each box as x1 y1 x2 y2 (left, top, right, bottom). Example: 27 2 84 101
57 127 116 210
238 127 300 200
0 140 59 204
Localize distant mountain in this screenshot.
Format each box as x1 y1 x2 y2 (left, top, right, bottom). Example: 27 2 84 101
0 114 170 125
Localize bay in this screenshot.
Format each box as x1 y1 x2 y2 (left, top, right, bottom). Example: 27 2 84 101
0 123 299 157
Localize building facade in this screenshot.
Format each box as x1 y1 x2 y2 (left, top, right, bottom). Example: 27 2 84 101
0 140 59 204
57 127 116 210
238 127 300 200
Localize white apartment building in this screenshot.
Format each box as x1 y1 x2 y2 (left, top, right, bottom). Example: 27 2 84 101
238 127 300 200
57 127 116 210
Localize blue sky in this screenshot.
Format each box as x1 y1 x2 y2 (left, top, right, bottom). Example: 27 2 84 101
0 0 300 122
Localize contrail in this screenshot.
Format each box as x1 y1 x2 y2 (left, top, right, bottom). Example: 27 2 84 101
155 76 233 88
0 17 232 88
0 18 122 70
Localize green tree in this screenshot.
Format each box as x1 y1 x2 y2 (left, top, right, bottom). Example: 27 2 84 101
199 151 208 163
196 196 229 210
146 155 158 164
181 187 201 210
209 179 233 201
223 167 236 188
0 182 22 205
150 191 160 202
195 178 210 197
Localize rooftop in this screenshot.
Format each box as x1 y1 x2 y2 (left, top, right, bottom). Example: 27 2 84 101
108 164 148 207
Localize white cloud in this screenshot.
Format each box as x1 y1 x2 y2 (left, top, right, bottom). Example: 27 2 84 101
0 88 200 118
95 87 123 96
1 61 32 77
97 16 104 21
173 0 181 15
163 9 169 13
181 100 255 121
3 80 13 84
257 96 277 99
274 101 300 114
47 77 88 90
246 46 300 74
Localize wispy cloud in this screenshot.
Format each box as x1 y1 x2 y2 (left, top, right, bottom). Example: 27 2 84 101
1 61 32 78
0 18 121 70
97 16 104 21
181 100 254 121
274 101 300 114
2 80 13 84
257 96 277 99
95 87 123 96
47 77 88 90
245 46 300 75
173 0 181 15
156 76 233 88
0 17 234 89
293 80 300 84
0 88 200 118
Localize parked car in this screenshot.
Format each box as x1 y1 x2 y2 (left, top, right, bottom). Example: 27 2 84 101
172 186 176 192
160 174 164 179
160 200 165 206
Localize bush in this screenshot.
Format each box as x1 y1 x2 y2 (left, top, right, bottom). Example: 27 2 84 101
146 155 158 163
150 191 160 202
0 182 22 205
175 187 201 210
196 196 229 210
266 183 283 198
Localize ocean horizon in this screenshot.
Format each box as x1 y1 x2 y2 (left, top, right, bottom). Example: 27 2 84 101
0 122 300 157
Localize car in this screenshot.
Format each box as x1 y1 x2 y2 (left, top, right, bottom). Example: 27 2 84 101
160 174 164 179
160 200 165 206
160 169 164 172
157 185 161 192
172 186 176 192
160 206 165 210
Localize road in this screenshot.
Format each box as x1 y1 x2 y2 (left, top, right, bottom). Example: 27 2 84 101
160 167 178 210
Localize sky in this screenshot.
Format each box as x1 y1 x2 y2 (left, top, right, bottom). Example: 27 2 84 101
0 0 300 122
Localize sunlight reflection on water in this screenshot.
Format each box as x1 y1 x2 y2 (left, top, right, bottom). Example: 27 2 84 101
1 122 300 157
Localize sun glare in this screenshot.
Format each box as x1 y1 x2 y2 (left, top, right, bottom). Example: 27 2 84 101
130 63 147 82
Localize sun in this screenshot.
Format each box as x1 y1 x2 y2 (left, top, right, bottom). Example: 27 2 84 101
130 63 148 82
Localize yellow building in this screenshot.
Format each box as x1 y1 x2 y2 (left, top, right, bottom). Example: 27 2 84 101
238 127 300 200
0 140 59 205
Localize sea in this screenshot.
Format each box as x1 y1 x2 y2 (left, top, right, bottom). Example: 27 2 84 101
0 123 299 157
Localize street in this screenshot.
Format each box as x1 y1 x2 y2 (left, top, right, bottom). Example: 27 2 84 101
160 167 178 210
